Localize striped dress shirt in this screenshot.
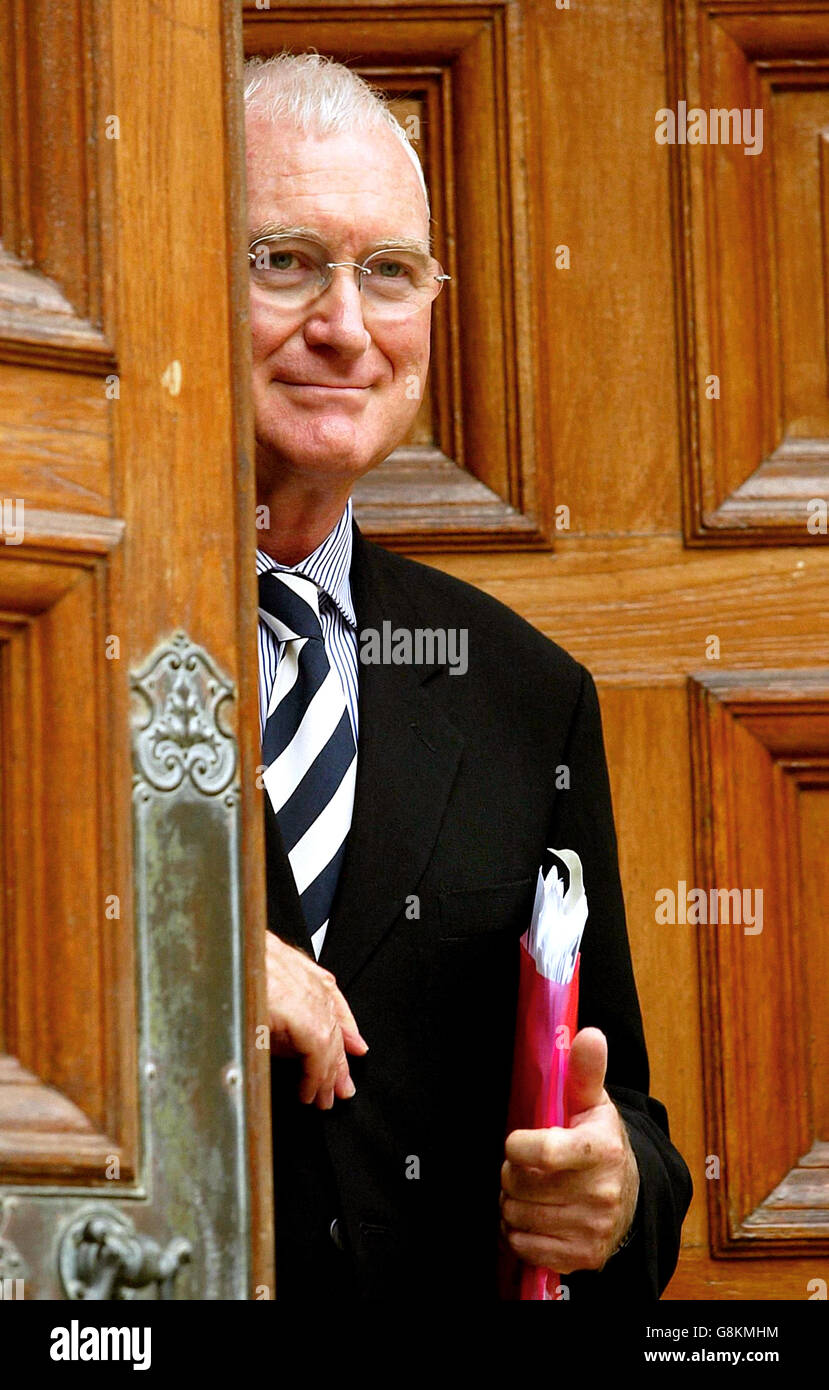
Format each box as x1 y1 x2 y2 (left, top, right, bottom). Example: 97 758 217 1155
256 501 359 952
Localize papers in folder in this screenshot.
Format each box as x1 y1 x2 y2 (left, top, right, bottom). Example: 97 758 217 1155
524 848 588 985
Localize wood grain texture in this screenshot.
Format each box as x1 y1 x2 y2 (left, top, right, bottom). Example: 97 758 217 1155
599 686 709 1250
666 1249 829 1300
419 538 829 683
0 365 112 514
0 0 116 362
671 0 829 542
0 536 135 1184
0 0 271 1294
0 1058 117 1180
222 0 275 1299
800 793 829 1142
691 672 829 1255
110 0 271 1297
524 0 682 539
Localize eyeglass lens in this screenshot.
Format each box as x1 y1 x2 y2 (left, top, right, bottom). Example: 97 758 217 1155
248 237 448 317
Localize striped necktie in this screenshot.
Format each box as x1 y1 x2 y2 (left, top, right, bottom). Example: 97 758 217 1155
258 570 357 952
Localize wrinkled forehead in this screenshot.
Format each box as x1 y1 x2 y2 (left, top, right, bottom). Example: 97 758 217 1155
245 117 429 246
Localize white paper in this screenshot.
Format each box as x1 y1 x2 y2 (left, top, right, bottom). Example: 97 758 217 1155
522 848 588 984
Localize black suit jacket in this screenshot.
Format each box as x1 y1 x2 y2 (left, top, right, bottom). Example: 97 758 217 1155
266 523 692 1301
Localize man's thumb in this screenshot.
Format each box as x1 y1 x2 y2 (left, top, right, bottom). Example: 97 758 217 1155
565 1027 608 1119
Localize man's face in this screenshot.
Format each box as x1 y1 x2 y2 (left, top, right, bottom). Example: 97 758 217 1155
246 117 432 492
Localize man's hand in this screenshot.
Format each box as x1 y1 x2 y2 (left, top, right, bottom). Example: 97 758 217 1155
265 932 369 1110
500 1027 640 1272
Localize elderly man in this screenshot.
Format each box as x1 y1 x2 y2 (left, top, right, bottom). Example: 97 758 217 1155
248 51 691 1301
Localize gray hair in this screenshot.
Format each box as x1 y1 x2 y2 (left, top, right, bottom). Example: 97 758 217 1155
243 51 430 216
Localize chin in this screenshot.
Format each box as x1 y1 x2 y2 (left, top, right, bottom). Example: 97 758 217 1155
259 430 382 482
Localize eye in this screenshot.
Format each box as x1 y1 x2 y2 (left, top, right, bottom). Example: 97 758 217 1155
269 250 297 271
372 258 412 280
251 245 301 272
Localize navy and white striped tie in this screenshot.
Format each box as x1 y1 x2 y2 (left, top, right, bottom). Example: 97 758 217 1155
258 570 357 955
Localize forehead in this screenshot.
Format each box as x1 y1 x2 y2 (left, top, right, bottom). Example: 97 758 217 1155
245 118 429 246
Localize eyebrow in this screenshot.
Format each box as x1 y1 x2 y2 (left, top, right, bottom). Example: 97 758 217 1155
247 222 431 257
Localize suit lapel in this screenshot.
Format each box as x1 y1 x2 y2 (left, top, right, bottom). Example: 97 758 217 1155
317 526 464 990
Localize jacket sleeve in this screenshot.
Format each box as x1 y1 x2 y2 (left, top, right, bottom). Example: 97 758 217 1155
545 664 693 1300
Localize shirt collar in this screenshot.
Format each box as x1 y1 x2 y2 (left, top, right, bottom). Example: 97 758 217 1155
255 498 356 629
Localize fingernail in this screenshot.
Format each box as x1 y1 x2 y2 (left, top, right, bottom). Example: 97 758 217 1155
344 1078 356 1098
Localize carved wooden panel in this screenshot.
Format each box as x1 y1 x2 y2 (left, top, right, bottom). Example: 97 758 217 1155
243 1 549 551
0 0 131 1195
690 669 829 1255
670 1 829 544
0 0 115 371
0 0 272 1295
0 515 135 1182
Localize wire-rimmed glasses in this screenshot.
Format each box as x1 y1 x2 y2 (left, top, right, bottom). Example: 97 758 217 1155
248 233 450 320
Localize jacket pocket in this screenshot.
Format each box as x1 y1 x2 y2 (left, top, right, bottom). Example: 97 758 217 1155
437 876 534 941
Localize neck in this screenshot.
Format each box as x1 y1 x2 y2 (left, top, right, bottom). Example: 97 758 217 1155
256 472 352 566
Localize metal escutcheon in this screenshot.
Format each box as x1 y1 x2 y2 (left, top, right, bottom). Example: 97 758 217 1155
58 1208 192 1300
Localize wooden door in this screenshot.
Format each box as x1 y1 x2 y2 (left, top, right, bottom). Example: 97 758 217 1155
244 0 829 1299
0 0 271 1299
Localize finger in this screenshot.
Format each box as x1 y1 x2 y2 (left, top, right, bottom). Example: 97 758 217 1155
319 1028 356 1099
565 1027 608 1117
504 1127 600 1175
502 1227 584 1273
296 1033 333 1102
297 1027 340 1103
331 991 369 1053
500 1194 573 1237
333 1055 356 1100
297 1072 318 1105
501 1159 578 1201
315 1086 335 1111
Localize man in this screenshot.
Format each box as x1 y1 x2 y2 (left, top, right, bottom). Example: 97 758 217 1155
247 51 692 1301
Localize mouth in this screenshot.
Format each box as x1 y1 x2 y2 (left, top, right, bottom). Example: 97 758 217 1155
276 380 373 393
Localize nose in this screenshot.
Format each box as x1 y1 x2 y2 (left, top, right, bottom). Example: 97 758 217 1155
302 267 371 357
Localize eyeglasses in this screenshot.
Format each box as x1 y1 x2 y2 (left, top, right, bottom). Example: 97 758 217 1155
247 234 451 320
